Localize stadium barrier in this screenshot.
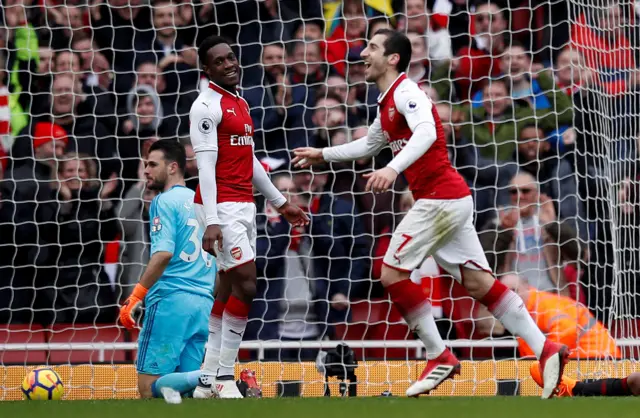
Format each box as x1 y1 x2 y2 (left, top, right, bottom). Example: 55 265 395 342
2 359 639 400
2 339 640 362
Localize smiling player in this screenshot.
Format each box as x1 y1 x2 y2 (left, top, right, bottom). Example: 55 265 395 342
189 36 309 398
292 29 568 398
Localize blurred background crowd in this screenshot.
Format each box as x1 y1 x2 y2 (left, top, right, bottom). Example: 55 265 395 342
0 0 639 362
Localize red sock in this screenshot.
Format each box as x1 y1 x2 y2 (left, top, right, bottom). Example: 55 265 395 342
225 295 250 319
211 299 226 319
386 279 429 318
480 280 509 313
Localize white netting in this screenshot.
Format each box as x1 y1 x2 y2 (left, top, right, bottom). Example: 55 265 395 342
0 0 639 398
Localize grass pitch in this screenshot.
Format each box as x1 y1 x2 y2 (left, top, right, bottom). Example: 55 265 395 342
0 397 638 418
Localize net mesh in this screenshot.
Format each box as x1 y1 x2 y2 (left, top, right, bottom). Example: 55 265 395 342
0 0 638 398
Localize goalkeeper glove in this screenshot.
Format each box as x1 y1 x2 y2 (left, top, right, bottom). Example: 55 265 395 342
119 283 148 329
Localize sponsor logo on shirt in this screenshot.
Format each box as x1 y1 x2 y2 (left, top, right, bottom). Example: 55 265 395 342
151 216 162 233
390 138 408 153
230 123 254 146
226 108 237 116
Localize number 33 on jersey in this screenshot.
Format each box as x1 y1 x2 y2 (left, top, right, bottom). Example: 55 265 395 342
146 185 216 306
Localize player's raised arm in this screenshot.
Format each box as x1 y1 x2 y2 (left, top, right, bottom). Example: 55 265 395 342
190 101 223 255
252 156 309 226
292 117 387 168
386 86 438 174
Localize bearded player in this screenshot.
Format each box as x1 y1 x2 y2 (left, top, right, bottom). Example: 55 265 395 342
190 35 309 398
293 29 568 398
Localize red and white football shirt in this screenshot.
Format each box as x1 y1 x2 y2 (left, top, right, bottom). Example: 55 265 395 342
190 81 255 207
377 73 470 200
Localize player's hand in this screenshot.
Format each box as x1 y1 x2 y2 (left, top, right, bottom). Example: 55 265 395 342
292 147 325 168
277 202 310 227
119 283 148 329
203 224 223 256
363 167 398 194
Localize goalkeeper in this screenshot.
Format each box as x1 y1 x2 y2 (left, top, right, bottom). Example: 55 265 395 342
119 139 216 402
530 362 640 397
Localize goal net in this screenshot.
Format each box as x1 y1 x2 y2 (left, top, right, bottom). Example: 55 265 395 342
0 0 638 399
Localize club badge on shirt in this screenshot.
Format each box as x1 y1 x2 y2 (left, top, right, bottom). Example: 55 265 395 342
151 216 163 233
388 106 396 121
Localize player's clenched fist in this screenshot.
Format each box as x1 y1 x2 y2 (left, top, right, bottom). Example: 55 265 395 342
292 147 325 168
119 283 148 329
202 224 223 256
363 167 398 194
277 202 310 227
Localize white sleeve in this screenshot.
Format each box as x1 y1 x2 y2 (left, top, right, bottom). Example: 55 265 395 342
190 101 222 226
322 116 387 162
386 84 438 174
252 156 287 208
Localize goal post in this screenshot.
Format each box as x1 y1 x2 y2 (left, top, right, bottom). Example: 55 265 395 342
1 0 639 399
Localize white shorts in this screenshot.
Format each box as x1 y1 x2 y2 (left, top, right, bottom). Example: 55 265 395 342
195 202 257 272
382 195 491 283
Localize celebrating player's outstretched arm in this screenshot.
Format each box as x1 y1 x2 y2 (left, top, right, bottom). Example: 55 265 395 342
190 35 308 399
297 29 569 399
119 140 216 403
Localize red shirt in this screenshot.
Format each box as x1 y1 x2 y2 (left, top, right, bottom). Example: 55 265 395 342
192 82 254 205
378 74 470 200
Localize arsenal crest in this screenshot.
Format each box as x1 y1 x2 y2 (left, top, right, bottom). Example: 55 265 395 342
388 106 395 121
231 246 243 260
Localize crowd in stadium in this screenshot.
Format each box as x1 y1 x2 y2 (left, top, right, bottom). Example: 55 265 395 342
0 0 639 361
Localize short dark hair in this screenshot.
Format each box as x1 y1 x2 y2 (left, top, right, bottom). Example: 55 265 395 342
198 35 231 67
374 29 412 73
149 139 186 174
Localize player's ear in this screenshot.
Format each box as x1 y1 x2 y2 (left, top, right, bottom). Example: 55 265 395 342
387 53 400 68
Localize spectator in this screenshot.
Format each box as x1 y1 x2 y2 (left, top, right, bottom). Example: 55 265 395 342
554 48 594 97
460 78 534 162
180 136 198 191
54 152 119 322
134 0 198 93
328 127 401 236
308 94 347 149
511 121 585 225
5 2 40 136
90 0 153 77
471 43 574 153
400 0 452 65
438 102 507 228
479 171 582 295
292 166 368 335
116 159 156 296
497 274 620 359
244 42 305 165
12 74 118 178
452 1 506 99
71 37 97 73
44 3 87 50
318 74 365 127
0 122 67 323
571 1 640 96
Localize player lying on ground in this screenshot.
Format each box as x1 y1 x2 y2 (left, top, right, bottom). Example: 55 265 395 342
293 29 568 398
119 140 216 402
530 361 640 397
189 35 309 398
